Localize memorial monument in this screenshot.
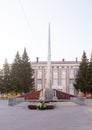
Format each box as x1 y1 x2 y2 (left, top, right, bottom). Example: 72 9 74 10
40 23 57 101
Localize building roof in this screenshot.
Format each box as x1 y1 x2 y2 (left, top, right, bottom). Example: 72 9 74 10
31 60 80 65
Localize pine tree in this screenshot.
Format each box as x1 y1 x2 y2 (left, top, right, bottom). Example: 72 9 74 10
0 59 11 93
88 52 92 94
10 49 35 93
10 51 22 92
74 51 89 95
20 48 35 93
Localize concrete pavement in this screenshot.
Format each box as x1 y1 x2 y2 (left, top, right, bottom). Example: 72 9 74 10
0 100 92 130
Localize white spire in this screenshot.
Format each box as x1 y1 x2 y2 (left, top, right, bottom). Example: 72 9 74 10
48 22 51 61
46 22 52 89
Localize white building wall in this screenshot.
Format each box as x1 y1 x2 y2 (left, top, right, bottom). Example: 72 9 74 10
31 60 79 95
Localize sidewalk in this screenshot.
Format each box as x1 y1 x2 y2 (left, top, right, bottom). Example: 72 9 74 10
0 100 92 130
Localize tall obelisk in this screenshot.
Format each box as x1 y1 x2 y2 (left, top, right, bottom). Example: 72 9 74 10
46 22 52 89
44 22 56 101
39 23 56 101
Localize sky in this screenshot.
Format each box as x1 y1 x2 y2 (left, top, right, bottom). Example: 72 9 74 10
0 0 92 68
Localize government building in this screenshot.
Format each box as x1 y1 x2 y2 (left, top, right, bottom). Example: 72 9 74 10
32 57 80 96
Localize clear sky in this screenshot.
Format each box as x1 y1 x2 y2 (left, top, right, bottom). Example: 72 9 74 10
0 0 92 68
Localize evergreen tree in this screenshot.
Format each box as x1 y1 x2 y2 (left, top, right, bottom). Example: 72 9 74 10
74 51 89 94
88 52 92 93
0 59 11 93
10 49 35 93
10 51 22 92
20 48 35 93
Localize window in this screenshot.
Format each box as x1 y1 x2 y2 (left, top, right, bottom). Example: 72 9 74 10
69 79 74 95
62 79 66 87
70 69 74 78
61 69 66 92
70 86 74 95
53 69 58 78
37 79 42 90
62 69 66 78
70 79 74 84
61 79 66 92
53 79 58 86
53 68 58 86
75 69 79 76
38 79 42 84
38 69 42 79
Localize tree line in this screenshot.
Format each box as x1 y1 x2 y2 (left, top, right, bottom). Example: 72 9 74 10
0 48 35 94
74 51 92 96
0 49 92 96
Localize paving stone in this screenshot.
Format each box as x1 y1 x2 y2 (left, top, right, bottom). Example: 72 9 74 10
0 100 92 130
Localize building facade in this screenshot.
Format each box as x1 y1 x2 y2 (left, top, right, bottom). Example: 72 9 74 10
31 57 80 96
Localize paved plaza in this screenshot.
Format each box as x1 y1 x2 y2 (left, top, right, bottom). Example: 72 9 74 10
0 100 92 130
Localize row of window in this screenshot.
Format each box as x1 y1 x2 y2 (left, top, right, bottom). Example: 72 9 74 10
37 79 74 87
36 68 76 94
37 79 75 94
37 68 76 79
